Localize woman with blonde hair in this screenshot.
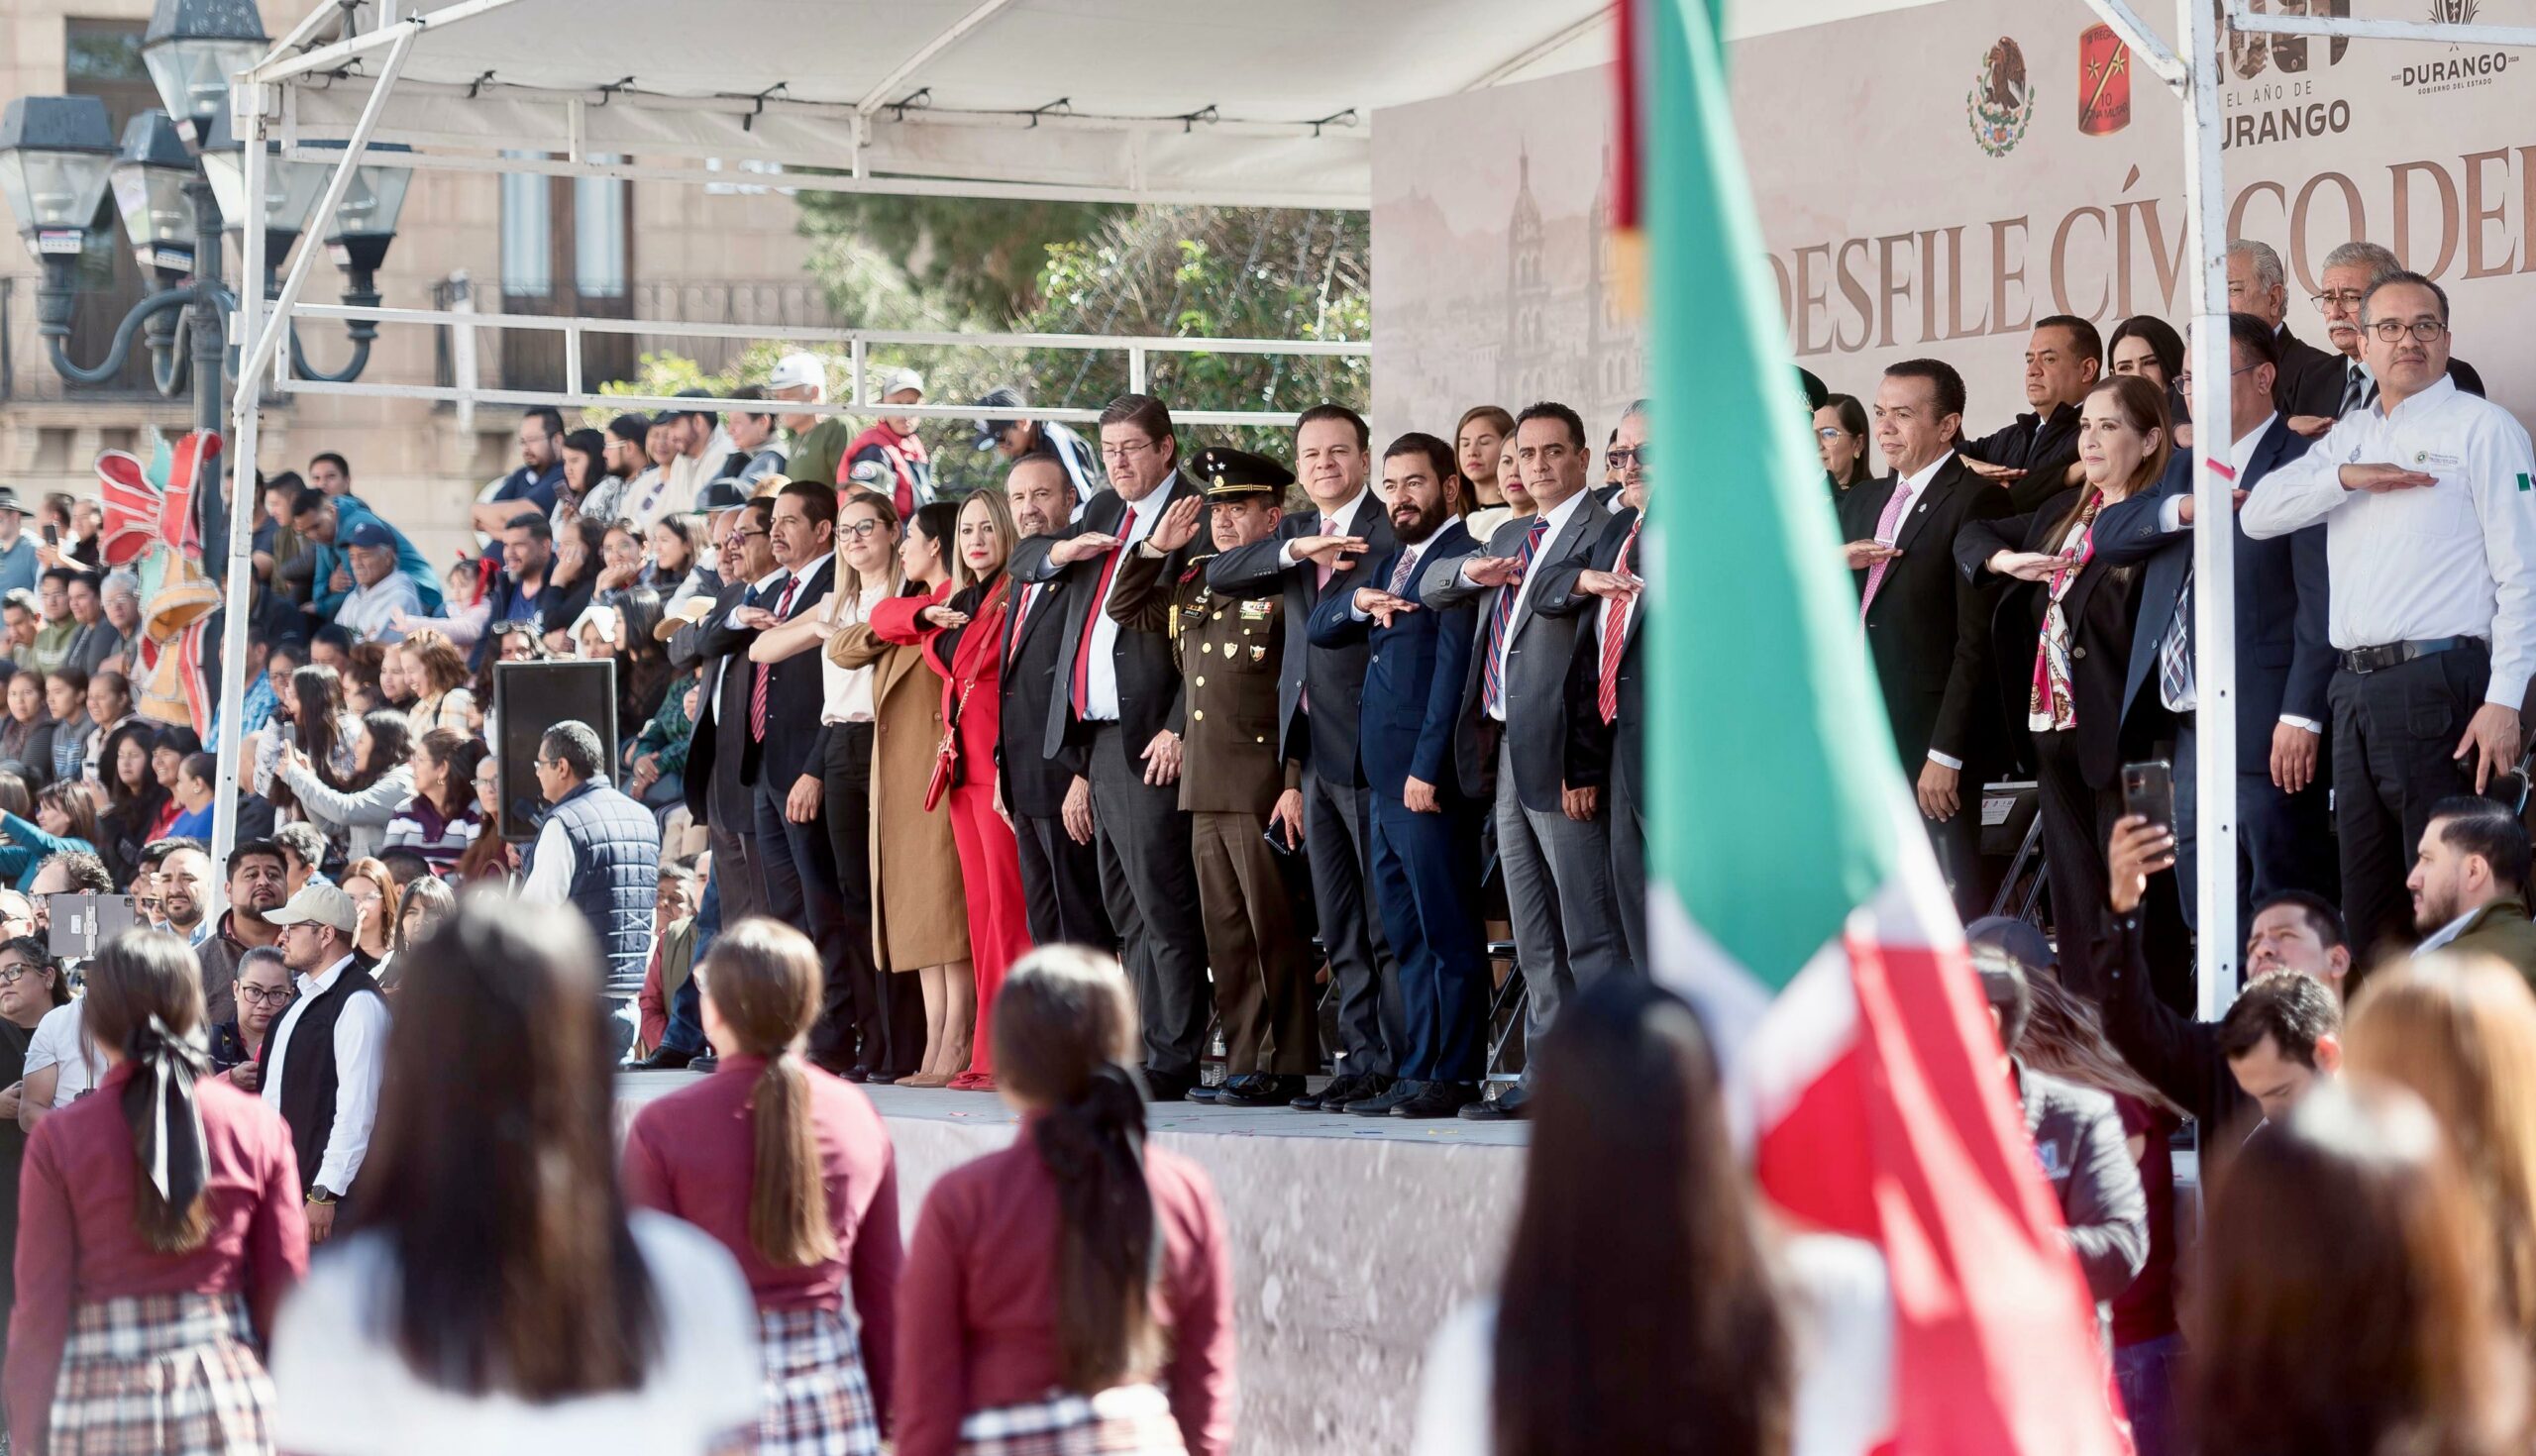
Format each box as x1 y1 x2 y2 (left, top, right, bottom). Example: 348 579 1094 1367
896 946 1232 1455
395 631 476 735
625 918 902 1454
2346 951 2536 1347
829 500 973 1088
865 488 1031 1091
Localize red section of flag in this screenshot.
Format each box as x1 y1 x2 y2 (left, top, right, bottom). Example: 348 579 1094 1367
1757 931 2127 1456
1613 0 1642 232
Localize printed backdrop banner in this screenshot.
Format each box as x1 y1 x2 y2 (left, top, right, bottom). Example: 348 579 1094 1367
1373 0 2536 443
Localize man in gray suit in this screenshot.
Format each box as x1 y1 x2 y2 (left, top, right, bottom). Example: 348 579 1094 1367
1424 400 1634 1120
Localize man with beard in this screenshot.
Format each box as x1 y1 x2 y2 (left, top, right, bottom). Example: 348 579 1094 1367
2406 796 2536 987
469 406 569 536
1309 433 1487 1119
194 837 290 1028
997 451 1111 948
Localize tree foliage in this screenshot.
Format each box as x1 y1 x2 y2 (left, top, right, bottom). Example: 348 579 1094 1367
794 194 1125 321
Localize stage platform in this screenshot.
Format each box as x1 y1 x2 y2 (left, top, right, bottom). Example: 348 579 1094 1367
616 1073 1526 1456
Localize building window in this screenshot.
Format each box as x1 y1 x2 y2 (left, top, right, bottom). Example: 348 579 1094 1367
499 151 552 297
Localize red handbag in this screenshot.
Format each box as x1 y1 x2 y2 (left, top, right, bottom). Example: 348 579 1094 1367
923 678 978 812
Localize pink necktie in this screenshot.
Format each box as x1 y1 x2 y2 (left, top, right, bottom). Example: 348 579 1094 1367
1858 483 1911 620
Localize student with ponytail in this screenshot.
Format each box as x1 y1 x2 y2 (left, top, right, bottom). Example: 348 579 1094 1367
6 929 309 1456
623 917 903 1455
895 945 1234 1456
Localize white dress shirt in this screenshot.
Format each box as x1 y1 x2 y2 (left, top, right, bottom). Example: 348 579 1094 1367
2240 374 2536 710
1082 480 1178 723
263 952 388 1196
821 579 890 724
1279 486 1373 569
705 564 794 724
1467 485 1592 724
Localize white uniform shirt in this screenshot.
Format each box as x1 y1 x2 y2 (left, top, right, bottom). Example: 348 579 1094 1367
1081 482 1178 723
2240 374 2536 710
261 952 389 1196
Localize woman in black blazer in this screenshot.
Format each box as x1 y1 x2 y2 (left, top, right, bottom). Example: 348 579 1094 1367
1957 375 2171 996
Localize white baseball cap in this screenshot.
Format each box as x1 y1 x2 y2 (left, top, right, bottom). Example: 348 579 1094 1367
768 352 826 393
876 366 925 400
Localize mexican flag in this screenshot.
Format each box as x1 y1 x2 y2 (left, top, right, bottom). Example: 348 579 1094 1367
1627 3 2127 1451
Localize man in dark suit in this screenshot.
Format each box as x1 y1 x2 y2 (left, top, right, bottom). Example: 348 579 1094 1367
2097 311 2336 938
1955 315 2098 511
1424 400 1629 1121
2296 239 2488 441
1206 402 1403 1110
2228 238 2347 422
998 450 1113 949
697 480 847 1013
678 493 779 924
1839 359 2014 918
1538 399 1651 966
1006 393 1214 1099
1311 433 1485 1119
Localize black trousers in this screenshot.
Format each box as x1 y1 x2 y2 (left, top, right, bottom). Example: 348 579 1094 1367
816 722 924 1078
1304 760 1403 1079
1086 723 1211 1081
2330 646 2489 963
2034 728 2123 1001
1013 807 1114 949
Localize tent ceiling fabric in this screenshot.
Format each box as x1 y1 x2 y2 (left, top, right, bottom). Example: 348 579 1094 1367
260 0 1947 205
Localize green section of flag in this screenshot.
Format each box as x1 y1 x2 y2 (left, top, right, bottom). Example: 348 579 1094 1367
1644 0 1901 989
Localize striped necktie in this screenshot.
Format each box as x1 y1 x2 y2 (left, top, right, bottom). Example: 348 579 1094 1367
1481 517 1551 716
750 574 798 741
1598 519 1642 725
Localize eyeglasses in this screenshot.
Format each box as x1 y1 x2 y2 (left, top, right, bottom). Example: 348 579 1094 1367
1815 428 1854 442
1607 445 1651 468
237 985 292 1005
839 519 889 539
2310 289 2369 313
1100 438 1159 464
0 966 43 986
723 527 766 546
2368 318 2447 343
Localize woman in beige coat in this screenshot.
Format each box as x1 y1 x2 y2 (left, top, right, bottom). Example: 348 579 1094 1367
828 497 973 1087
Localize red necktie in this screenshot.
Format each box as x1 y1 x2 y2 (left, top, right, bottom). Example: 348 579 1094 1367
1006 581 1037 668
750 575 799 742
1069 549 1122 716
1598 520 1641 725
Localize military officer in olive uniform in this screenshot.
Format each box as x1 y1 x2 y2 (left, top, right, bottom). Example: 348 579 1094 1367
1109 447 1321 1105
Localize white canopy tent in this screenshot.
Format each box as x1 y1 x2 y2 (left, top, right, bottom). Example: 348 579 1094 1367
212 0 2536 1025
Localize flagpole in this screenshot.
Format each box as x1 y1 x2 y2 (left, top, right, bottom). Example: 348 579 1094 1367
2178 0 2239 1023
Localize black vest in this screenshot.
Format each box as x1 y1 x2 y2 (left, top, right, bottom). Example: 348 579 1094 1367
267 958 383 1196
533 780 659 993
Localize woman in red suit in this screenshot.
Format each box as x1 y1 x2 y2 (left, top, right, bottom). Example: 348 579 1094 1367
870 489 1034 1092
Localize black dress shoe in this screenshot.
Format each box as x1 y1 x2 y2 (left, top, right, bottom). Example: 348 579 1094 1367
689 1053 718 1076
1458 1084 1531 1121
631 1046 694 1071
840 1066 872 1084
1345 1079 1419 1117
1185 1082 1225 1103
1295 1073 1362 1111
1218 1074 1307 1108
1393 1082 1481 1119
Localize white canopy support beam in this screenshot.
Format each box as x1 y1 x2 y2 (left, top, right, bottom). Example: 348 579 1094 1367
855 0 1024 114
2224 2 2536 48
2076 0 2185 89
246 0 517 89
1462 5 1617 92
2179 0 2237 1021
212 89 272 883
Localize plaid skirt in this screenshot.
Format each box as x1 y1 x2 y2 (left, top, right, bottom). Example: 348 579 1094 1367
48 1292 274 1456
755 1305 883 1456
956 1384 1186 1456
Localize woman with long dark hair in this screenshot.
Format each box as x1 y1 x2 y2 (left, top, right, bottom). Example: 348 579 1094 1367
5 930 309 1455
257 664 360 820
0 780 103 889
1411 976 1888 1456
2107 315 2186 393
450 752 515 884
1957 373 2171 996
558 427 613 525
625 919 902 1455
896 946 1232 1456
828 500 972 1088
2190 1080 2528 1456
868 489 1030 1091
394 630 476 735
1816 393 1875 492
0 669 56 787
268 896 759 1451
277 708 416 864
382 728 488 876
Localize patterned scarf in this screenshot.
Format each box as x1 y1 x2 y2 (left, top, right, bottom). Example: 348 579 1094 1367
2027 488 2106 732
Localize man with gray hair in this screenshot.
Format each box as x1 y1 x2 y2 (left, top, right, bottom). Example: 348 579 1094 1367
2226 238 2344 423
520 718 660 1060
2296 239 2487 436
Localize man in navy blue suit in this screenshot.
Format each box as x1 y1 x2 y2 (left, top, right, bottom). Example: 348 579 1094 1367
1308 433 1487 1119
2095 311 2336 939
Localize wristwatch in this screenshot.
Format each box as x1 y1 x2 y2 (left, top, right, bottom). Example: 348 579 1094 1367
306 1186 339 1205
